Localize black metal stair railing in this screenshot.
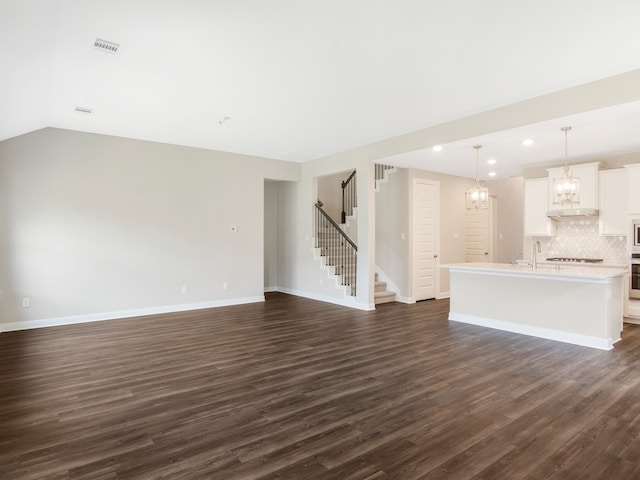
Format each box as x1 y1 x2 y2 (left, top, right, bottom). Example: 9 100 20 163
314 201 357 296
341 170 357 224
340 165 393 224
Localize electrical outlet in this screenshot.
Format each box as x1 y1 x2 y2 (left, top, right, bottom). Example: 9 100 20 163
181 285 188 294
22 297 30 308
223 282 228 290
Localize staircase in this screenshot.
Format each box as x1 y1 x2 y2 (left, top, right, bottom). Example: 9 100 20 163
374 272 396 304
373 165 397 304
313 201 358 296
313 164 399 303
375 164 397 191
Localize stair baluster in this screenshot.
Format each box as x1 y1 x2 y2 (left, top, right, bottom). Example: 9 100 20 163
314 201 357 296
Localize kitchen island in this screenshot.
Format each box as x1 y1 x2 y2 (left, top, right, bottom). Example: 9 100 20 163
441 262 627 350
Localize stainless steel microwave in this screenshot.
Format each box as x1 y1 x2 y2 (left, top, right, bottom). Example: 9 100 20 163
635 220 640 248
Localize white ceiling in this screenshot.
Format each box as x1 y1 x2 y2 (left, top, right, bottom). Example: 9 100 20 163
383 101 640 180
2 0 640 178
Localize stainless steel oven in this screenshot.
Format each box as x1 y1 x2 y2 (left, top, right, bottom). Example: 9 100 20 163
633 219 640 251
631 253 640 300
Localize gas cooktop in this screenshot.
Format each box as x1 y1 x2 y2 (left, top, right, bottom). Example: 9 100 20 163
545 257 604 263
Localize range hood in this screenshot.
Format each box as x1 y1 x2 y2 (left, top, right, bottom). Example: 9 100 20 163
546 208 599 219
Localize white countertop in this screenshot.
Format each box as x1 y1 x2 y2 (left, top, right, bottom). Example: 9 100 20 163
441 262 627 283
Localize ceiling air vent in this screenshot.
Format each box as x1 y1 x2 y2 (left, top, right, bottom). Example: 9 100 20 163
94 38 120 54
75 107 93 114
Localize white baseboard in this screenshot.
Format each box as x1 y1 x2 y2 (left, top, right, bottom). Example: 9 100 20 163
395 296 414 304
396 293 447 304
264 286 279 293
275 287 374 311
0 296 265 333
448 312 617 351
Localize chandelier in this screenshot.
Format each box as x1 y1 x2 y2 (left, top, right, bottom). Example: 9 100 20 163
553 126 580 206
466 145 488 209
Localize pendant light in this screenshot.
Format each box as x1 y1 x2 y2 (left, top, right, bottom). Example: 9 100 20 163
553 126 580 206
466 144 489 210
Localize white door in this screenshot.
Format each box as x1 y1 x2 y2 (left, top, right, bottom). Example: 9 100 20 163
413 179 439 301
465 196 496 262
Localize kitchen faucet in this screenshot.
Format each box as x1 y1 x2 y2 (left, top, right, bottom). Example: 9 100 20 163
530 240 541 269
511 251 522 267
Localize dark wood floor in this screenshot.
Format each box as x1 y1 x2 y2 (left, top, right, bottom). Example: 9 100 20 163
2 293 640 479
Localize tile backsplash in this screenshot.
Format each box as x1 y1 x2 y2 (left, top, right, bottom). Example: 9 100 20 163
535 219 628 263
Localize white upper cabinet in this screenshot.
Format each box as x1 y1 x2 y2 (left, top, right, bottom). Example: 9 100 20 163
625 164 640 214
599 169 627 236
524 178 556 236
547 162 599 211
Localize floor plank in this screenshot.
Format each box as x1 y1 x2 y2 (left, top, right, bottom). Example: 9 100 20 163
1 293 640 479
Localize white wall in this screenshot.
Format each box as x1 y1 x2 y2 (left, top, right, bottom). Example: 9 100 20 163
316 170 353 224
0 128 299 328
275 156 376 309
373 167 472 300
6 67 638 326
486 177 525 263
410 169 471 297
264 181 279 291
375 168 409 296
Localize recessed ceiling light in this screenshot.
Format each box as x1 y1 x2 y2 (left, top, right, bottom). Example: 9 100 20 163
522 139 534 146
488 172 497 177
487 158 496 165
432 145 443 152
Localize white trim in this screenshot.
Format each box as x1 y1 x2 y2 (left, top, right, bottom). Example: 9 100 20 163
275 287 374 311
0 296 265 333
449 312 618 351
398 292 449 303
264 286 279 293
395 296 414 304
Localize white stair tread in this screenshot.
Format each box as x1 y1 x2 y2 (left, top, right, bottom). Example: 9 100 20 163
374 291 396 304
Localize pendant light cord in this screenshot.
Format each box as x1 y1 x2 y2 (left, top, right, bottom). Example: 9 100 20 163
473 145 482 186
562 126 571 176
